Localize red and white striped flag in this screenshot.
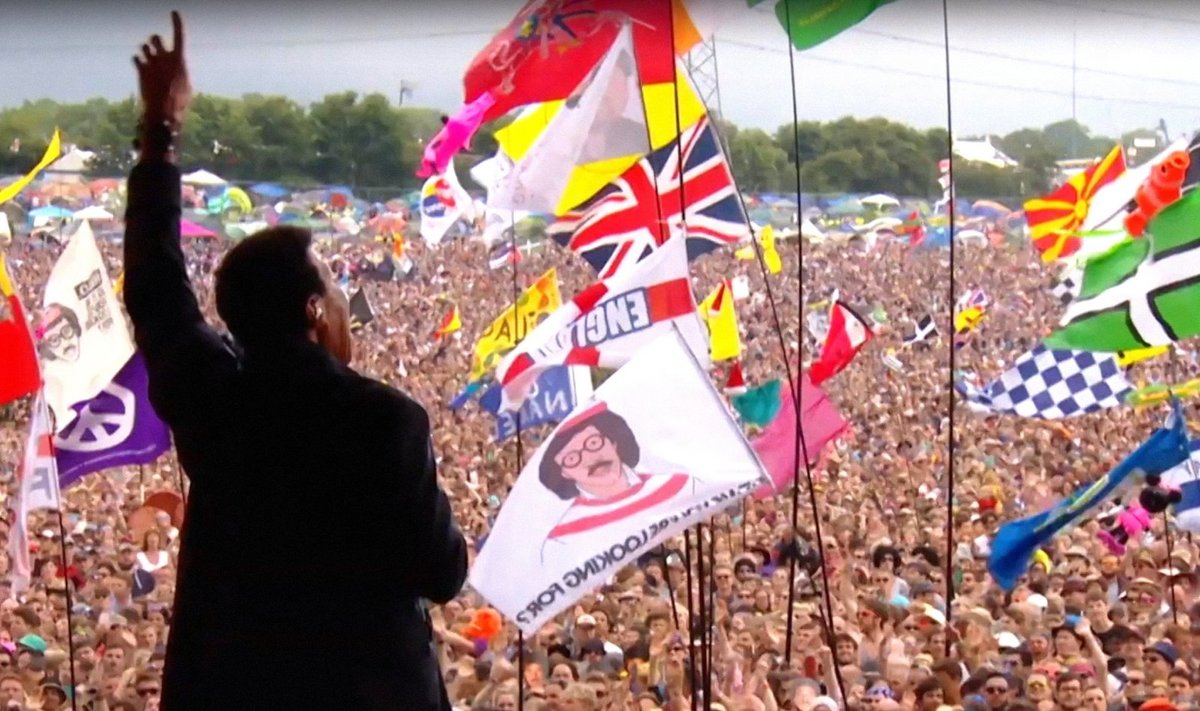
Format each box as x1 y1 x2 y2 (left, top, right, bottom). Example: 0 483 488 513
9 391 61 596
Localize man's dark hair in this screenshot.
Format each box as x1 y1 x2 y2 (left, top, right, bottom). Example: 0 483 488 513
914 676 942 700
1054 671 1082 690
214 227 324 348
539 409 639 500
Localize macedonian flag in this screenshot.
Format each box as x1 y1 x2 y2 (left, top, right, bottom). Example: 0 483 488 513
1024 145 1126 262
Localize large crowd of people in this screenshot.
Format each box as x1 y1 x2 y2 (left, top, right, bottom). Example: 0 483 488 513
1 218 1198 710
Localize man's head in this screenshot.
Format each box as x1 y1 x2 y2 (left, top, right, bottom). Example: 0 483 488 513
215 226 350 363
539 404 639 500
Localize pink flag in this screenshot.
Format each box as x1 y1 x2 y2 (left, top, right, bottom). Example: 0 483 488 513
752 370 847 499
810 301 872 386
416 91 497 178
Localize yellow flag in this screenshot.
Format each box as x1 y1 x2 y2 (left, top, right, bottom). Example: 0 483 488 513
470 268 562 380
1116 346 1168 368
733 227 781 275
698 280 742 362
0 130 62 205
761 225 782 275
954 305 985 334
495 68 707 215
113 271 125 296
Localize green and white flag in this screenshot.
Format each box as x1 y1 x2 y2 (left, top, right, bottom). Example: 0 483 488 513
1046 189 1200 352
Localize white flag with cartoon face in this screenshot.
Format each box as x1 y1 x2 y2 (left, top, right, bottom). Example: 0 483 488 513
40 221 134 431
471 331 767 633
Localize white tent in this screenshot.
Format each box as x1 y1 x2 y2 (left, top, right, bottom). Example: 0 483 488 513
861 193 900 208
72 205 115 221
182 169 227 187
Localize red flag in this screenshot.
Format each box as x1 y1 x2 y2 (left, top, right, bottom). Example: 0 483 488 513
751 370 847 499
810 301 873 386
464 1 689 123
0 253 39 406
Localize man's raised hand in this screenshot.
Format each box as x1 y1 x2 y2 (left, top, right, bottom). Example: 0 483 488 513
133 10 192 127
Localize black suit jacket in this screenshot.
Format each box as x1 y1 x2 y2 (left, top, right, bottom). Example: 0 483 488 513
123 161 466 711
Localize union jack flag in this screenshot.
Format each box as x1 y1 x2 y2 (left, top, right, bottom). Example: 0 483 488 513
547 116 750 279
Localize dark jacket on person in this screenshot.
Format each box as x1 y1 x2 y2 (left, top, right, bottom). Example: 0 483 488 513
123 161 467 710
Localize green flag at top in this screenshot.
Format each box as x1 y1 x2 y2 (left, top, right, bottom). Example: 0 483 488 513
1046 188 1200 352
751 0 898 50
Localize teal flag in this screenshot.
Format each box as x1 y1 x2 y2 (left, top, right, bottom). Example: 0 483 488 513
751 0 898 50
1047 189 1200 352
732 379 783 427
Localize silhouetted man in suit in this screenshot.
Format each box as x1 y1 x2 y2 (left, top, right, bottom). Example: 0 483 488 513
124 14 466 710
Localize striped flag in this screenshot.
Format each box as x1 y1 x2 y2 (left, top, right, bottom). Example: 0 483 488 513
434 306 462 339
495 236 708 410
9 391 62 594
548 116 750 280
488 241 521 271
1048 188 1200 351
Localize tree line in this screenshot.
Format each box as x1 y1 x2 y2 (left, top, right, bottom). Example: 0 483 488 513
0 93 1162 200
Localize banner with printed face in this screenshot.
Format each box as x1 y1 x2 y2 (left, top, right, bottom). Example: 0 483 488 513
40 221 134 430
471 331 767 633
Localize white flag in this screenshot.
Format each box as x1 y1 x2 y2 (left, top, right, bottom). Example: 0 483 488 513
470 153 529 248
40 221 134 430
419 160 475 246
471 331 767 632
10 391 62 595
496 236 709 410
488 21 648 214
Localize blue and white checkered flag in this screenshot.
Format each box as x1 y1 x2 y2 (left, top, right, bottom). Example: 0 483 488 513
956 343 1131 419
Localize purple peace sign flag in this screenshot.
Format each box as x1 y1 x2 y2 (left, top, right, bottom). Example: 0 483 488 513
53 352 170 488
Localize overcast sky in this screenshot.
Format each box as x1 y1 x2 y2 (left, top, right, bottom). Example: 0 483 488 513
2 0 1200 140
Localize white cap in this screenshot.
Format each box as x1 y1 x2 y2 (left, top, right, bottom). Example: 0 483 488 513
812 696 839 711
995 631 1022 650
1026 593 1049 610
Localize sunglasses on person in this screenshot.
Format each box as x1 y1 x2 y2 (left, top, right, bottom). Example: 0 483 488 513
136 687 160 697
984 686 1008 695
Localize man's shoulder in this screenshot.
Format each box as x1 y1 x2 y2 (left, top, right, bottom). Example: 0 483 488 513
339 370 430 428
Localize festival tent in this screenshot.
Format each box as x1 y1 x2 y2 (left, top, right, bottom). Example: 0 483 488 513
28 205 73 220
180 219 217 238
249 183 289 200
181 169 227 187
861 193 900 208
972 199 1011 219
71 205 115 221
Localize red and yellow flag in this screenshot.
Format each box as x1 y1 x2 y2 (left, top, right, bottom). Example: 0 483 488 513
1024 145 1125 262
0 253 40 406
434 306 462 339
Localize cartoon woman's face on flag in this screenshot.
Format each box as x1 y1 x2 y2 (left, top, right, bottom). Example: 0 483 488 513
553 425 626 499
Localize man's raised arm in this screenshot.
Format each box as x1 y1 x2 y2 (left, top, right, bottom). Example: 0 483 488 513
123 11 232 424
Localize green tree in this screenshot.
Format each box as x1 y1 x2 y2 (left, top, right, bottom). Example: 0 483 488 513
727 128 789 192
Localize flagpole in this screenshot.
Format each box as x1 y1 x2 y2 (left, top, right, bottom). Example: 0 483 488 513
940 0 959 657
682 527 698 711
774 5 843 699
506 206 527 711
661 545 682 630
42 405 78 711
54 508 79 711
